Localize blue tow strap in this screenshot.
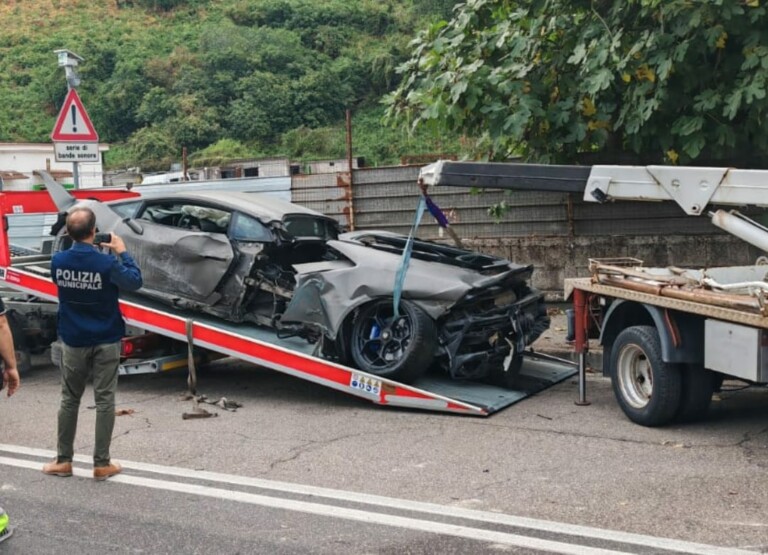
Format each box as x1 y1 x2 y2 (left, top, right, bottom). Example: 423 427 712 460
393 195 426 317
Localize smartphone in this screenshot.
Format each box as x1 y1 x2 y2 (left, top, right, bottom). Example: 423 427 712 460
94 232 112 245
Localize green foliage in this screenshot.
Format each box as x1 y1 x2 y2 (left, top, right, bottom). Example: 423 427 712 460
230 0 395 36
125 126 178 171
133 0 199 11
0 0 465 170
411 0 457 21
348 105 465 166
386 0 768 167
190 138 253 165
280 126 346 160
103 143 136 169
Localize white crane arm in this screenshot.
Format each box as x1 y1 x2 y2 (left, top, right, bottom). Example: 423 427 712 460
585 166 768 215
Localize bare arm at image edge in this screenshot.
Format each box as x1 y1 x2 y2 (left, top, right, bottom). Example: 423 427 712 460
0 312 20 397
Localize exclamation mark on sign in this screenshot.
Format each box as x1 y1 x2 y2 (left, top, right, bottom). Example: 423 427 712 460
71 105 77 133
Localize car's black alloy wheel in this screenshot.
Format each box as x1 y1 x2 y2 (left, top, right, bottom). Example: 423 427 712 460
350 298 436 382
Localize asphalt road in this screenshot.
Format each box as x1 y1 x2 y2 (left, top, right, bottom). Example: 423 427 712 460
1 354 767 554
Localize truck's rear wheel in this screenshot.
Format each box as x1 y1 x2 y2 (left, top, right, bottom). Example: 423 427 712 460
675 363 714 423
611 325 682 427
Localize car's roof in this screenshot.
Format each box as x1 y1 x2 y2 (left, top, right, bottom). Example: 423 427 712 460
137 191 331 223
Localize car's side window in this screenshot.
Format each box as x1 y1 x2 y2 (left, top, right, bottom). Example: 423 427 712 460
139 203 182 226
284 215 338 240
138 202 231 233
179 205 231 233
230 212 273 242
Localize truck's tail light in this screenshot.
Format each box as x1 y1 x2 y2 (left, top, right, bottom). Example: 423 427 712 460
120 333 162 358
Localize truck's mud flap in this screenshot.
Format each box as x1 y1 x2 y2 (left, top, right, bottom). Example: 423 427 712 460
411 357 577 415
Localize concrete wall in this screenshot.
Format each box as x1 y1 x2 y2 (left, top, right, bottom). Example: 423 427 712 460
463 235 760 301
291 172 351 227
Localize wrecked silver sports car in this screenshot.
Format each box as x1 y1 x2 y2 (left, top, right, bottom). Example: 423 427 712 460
48 181 549 385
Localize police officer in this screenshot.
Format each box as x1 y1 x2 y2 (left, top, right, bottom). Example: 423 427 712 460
0 297 20 543
43 207 142 481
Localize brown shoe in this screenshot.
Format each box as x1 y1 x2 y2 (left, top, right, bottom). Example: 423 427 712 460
93 461 122 481
42 460 73 477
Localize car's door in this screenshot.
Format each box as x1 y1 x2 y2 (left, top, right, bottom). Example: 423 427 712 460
129 201 236 303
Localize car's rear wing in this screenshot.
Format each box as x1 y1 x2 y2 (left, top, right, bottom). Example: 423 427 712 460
0 186 139 267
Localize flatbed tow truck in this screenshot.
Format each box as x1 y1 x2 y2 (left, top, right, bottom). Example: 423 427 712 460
421 161 768 426
0 186 576 417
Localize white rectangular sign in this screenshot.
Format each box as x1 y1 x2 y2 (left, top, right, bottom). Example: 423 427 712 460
54 142 101 163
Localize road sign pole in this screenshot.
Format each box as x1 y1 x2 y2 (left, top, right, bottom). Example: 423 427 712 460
65 81 80 189
54 49 90 189
72 160 80 189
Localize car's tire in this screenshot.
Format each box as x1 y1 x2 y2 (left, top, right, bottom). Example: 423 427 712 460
350 299 436 383
610 325 682 427
7 311 32 375
675 363 715 423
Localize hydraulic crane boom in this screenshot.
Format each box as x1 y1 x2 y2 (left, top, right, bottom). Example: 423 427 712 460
419 161 768 252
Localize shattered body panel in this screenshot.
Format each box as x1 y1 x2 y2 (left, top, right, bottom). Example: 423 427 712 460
127 223 234 302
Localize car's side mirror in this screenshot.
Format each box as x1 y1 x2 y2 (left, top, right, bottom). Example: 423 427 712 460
275 228 297 245
124 218 143 235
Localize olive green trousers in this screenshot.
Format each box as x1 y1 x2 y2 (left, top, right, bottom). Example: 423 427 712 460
57 342 120 467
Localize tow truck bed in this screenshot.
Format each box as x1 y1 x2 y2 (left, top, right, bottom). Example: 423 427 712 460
0 189 575 416
10 259 575 415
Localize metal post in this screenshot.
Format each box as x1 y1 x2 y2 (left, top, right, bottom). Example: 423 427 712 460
345 109 356 231
66 67 80 189
57 50 83 189
573 288 591 406
64 70 79 189
72 162 80 189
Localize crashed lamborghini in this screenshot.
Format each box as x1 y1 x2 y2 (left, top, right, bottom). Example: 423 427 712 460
47 179 549 386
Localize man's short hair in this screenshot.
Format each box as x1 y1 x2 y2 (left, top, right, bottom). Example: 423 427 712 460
66 207 96 242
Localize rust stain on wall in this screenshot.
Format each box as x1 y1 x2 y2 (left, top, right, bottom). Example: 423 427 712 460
337 171 354 230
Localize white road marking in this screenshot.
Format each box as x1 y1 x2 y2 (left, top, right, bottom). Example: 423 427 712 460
0 443 757 555
0 455 626 555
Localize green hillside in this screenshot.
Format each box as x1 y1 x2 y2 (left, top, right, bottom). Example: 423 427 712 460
0 0 461 170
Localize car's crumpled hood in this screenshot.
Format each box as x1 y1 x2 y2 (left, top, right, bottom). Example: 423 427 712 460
281 234 532 338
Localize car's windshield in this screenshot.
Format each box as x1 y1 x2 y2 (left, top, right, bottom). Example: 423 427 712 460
283 215 338 240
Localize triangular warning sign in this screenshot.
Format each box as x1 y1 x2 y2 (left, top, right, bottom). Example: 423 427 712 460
51 89 99 142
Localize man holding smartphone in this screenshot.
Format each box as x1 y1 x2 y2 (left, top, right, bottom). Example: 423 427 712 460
43 207 142 481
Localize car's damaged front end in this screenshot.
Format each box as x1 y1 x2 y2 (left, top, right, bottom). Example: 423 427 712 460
436 267 548 384
282 231 549 385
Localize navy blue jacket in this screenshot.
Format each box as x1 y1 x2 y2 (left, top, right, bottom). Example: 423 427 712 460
51 242 143 347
